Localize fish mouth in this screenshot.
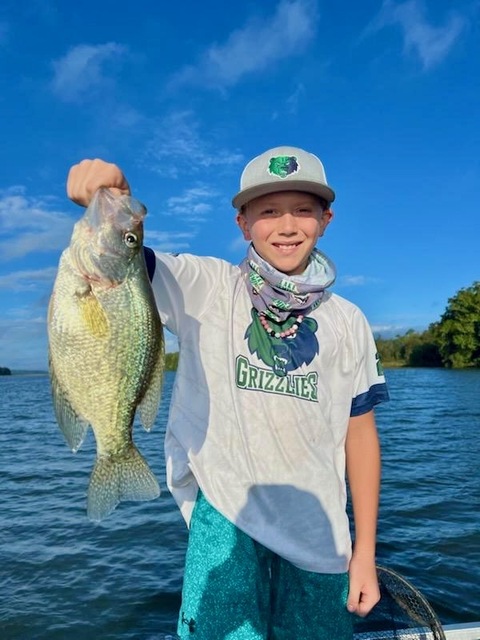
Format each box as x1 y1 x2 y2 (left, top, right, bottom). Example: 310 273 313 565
85 188 146 230
71 189 147 286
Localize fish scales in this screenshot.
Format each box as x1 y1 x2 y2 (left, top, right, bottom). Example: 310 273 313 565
48 188 165 521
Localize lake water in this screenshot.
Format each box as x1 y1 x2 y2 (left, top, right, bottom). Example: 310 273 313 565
1 368 479 639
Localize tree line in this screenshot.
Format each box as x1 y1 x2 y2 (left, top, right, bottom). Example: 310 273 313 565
376 281 480 368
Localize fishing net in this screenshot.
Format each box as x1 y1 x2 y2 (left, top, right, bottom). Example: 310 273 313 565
353 566 446 640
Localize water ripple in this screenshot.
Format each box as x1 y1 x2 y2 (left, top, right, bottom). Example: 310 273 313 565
1 369 479 638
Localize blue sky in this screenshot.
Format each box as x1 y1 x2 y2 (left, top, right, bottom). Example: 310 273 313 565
0 0 478 370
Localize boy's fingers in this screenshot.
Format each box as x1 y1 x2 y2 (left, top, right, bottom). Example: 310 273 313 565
346 588 360 613
66 159 130 206
355 600 370 617
348 591 380 617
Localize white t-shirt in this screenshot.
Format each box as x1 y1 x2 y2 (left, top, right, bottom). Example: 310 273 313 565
150 252 388 573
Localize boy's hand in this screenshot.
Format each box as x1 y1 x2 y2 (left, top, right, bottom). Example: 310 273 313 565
346 553 380 617
67 159 130 207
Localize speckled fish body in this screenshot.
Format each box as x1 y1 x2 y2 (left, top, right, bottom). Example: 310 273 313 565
48 188 164 521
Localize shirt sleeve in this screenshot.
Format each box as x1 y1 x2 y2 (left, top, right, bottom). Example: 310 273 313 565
146 251 236 337
350 308 389 417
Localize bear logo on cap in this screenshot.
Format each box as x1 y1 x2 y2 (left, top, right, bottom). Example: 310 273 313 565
268 155 299 179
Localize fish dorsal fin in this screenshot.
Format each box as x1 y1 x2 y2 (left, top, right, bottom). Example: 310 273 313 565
78 290 110 338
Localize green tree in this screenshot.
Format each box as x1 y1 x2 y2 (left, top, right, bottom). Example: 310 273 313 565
408 338 442 367
434 281 480 368
165 352 179 371
376 329 441 367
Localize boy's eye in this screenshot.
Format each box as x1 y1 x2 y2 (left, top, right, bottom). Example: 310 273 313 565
256 206 315 217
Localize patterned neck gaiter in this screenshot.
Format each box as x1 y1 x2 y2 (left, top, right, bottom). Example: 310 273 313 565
239 243 336 322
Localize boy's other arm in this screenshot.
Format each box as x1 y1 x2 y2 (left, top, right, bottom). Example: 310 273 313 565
345 409 381 616
67 159 130 206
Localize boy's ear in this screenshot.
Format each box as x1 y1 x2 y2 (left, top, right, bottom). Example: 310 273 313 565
318 208 333 237
236 212 251 241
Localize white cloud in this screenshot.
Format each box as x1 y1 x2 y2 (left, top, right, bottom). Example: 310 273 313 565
169 0 318 90
51 42 126 102
371 323 416 338
337 275 380 287
0 187 74 261
339 275 368 286
286 83 306 115
147 111 243 176
0 312 48 370
166 186 216 219
145 230 196 253
0 267 58 292
111 104 145 129
371 0 466 70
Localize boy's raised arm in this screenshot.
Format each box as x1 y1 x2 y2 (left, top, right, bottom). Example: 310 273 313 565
67 159 131 207
345 409 381 616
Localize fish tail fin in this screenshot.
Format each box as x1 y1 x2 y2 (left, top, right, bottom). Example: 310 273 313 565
87 446 160 521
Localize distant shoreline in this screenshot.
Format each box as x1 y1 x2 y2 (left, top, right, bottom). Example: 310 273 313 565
2 370 48 376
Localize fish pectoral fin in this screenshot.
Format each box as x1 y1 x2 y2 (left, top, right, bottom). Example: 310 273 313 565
87 446 160 521
138 333 165 432
77 291 110 338
49 356 89 452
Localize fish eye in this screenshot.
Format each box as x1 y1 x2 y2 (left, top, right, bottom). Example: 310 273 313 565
124 232 138 247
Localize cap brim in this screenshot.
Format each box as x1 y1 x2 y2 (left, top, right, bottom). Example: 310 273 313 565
232 180 335 209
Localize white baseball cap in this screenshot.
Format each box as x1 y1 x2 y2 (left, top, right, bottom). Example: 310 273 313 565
232 146 335 209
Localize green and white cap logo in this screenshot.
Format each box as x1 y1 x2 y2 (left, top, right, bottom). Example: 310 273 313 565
268 155 299 179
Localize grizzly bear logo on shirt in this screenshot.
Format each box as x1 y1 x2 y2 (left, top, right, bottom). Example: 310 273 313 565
244 309 319 377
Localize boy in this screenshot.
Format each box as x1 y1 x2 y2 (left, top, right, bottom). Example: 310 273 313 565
67 146 388 639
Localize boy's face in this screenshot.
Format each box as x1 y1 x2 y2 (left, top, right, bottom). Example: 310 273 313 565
236 191 332 276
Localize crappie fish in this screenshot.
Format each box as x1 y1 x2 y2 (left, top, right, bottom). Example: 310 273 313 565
48 188 164 521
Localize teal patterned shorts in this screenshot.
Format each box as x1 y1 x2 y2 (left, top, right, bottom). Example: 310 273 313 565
177 491 353 640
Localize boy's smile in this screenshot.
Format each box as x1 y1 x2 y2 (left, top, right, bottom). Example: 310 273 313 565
237 191 332 275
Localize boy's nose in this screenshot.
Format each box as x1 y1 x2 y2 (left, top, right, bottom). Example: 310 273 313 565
278 212 297 234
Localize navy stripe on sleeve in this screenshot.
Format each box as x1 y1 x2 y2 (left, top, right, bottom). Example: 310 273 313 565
143 246 156 282
350 383 390 417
